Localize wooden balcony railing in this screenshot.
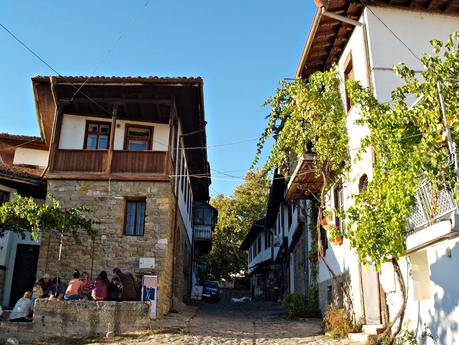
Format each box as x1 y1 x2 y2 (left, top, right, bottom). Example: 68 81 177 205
111 151 167 174
194 225 212 241
52 149 168 175
53 149 108 172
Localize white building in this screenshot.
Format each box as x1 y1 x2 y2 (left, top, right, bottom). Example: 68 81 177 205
0 133 48 308
287 1 459 343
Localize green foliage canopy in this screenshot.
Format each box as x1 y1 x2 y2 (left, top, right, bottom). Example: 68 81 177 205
346 33 459 269
0 193 98 242
208 171 270 279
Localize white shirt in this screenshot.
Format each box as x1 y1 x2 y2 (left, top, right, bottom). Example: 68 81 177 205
9 298 32 320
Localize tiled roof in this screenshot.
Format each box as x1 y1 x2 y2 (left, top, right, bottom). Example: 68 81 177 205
32 75 203 84
0 133 44 143
0 163 46 184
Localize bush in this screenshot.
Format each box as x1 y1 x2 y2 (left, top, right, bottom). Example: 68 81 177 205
282 290 321 319
323 304 356 338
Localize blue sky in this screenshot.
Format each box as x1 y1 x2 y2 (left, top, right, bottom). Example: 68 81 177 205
0 1 315 196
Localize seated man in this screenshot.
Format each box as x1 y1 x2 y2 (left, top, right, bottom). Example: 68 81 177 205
9 291 33 322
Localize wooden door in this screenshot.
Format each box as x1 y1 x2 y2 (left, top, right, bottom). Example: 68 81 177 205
9 244 40 307
361 264 381 325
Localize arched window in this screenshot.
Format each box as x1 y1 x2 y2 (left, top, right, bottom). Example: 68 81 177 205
358 174 368 194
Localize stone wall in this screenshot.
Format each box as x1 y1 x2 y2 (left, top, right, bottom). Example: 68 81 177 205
0 299 152 342
36 179 178 317
171 214 192 310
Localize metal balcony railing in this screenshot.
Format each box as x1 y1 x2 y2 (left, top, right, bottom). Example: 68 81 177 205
407 180 458 234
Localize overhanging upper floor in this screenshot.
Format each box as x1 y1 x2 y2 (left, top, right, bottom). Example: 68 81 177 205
32 75 211 201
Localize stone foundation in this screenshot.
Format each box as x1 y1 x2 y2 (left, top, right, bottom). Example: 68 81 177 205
36 179 183 317
0 299 153 342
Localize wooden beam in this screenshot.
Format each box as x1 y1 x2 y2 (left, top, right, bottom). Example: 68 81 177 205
48 77 64 173
47 173 170 182
60 97 171 105
105 104 119 174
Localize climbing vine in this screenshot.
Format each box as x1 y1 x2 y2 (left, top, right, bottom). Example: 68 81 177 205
346 32 459 342
254 66 353 314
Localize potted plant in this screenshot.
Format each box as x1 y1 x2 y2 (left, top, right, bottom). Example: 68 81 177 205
328 226 344 245
320 209 333 226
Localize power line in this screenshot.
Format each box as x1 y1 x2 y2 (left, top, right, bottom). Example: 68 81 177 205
359 1 421 62
70 0 152 101
0 22 61 75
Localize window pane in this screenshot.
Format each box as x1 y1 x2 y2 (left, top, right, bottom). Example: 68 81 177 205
135 202 145 236
87 135 98 149
98 135 108 149
128 140 148 151
88 124 98 133
99 125 110 134
126 202 136 235
128 128 150 137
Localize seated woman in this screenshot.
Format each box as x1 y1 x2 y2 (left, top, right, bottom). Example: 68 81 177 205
9 291 33 322
64 269 83 300
81 271 93 300
91 271 109 301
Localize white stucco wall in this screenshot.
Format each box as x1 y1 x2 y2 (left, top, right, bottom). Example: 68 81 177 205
316 6 459 322
380 236 459 345
59 114 169 151
13 148 49 168
365 6 459 103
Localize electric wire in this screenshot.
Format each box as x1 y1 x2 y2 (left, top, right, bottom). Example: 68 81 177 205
69 0 152 102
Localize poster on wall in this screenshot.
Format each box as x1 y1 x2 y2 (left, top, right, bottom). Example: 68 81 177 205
141 275 158 320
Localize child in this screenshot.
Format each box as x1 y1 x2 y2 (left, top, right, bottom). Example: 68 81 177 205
32 281 43 305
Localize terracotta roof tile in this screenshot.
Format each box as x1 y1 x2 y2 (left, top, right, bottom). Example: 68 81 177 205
0 163 46 183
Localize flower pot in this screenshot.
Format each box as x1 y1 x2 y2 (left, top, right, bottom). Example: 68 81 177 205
320 216 331 226
331 235 344 245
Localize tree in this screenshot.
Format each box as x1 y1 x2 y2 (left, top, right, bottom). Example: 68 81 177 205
207 171 271 279
0 193 98 279
346 33 458 342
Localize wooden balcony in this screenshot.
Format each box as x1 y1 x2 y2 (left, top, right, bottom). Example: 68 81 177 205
194 225 212 241
285 153 323 200
53 149 107 172
51 149 170 180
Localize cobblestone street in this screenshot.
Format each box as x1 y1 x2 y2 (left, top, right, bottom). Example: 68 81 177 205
43 294 357 345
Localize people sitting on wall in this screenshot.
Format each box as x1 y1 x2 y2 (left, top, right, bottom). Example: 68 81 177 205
9 291 33 322
50 277 68 299
81 271 93 300
32 281 43 304
109 268 138 301
91 271 109 301
64 269 83 300
38 273 52 298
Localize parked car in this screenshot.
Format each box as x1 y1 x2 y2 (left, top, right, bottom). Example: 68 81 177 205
202 281 220 302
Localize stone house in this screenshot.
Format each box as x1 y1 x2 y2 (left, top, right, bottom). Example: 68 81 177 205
1 75 215 317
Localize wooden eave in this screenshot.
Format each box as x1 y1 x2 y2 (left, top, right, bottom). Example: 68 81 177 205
32 75 211 201
296 0 459 80
285 153 323 200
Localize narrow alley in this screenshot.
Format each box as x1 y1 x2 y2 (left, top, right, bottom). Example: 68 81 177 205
42 292 357 345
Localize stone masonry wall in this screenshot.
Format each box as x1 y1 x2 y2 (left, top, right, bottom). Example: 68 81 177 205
171 214 192 310
36 180 176 317
0 299 152 342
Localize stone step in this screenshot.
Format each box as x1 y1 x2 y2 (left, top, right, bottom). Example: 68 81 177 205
362 324 384 335
348 332 370 344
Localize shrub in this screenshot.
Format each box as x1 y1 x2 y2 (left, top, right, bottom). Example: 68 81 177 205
323 304 356 338
282 289 321 319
